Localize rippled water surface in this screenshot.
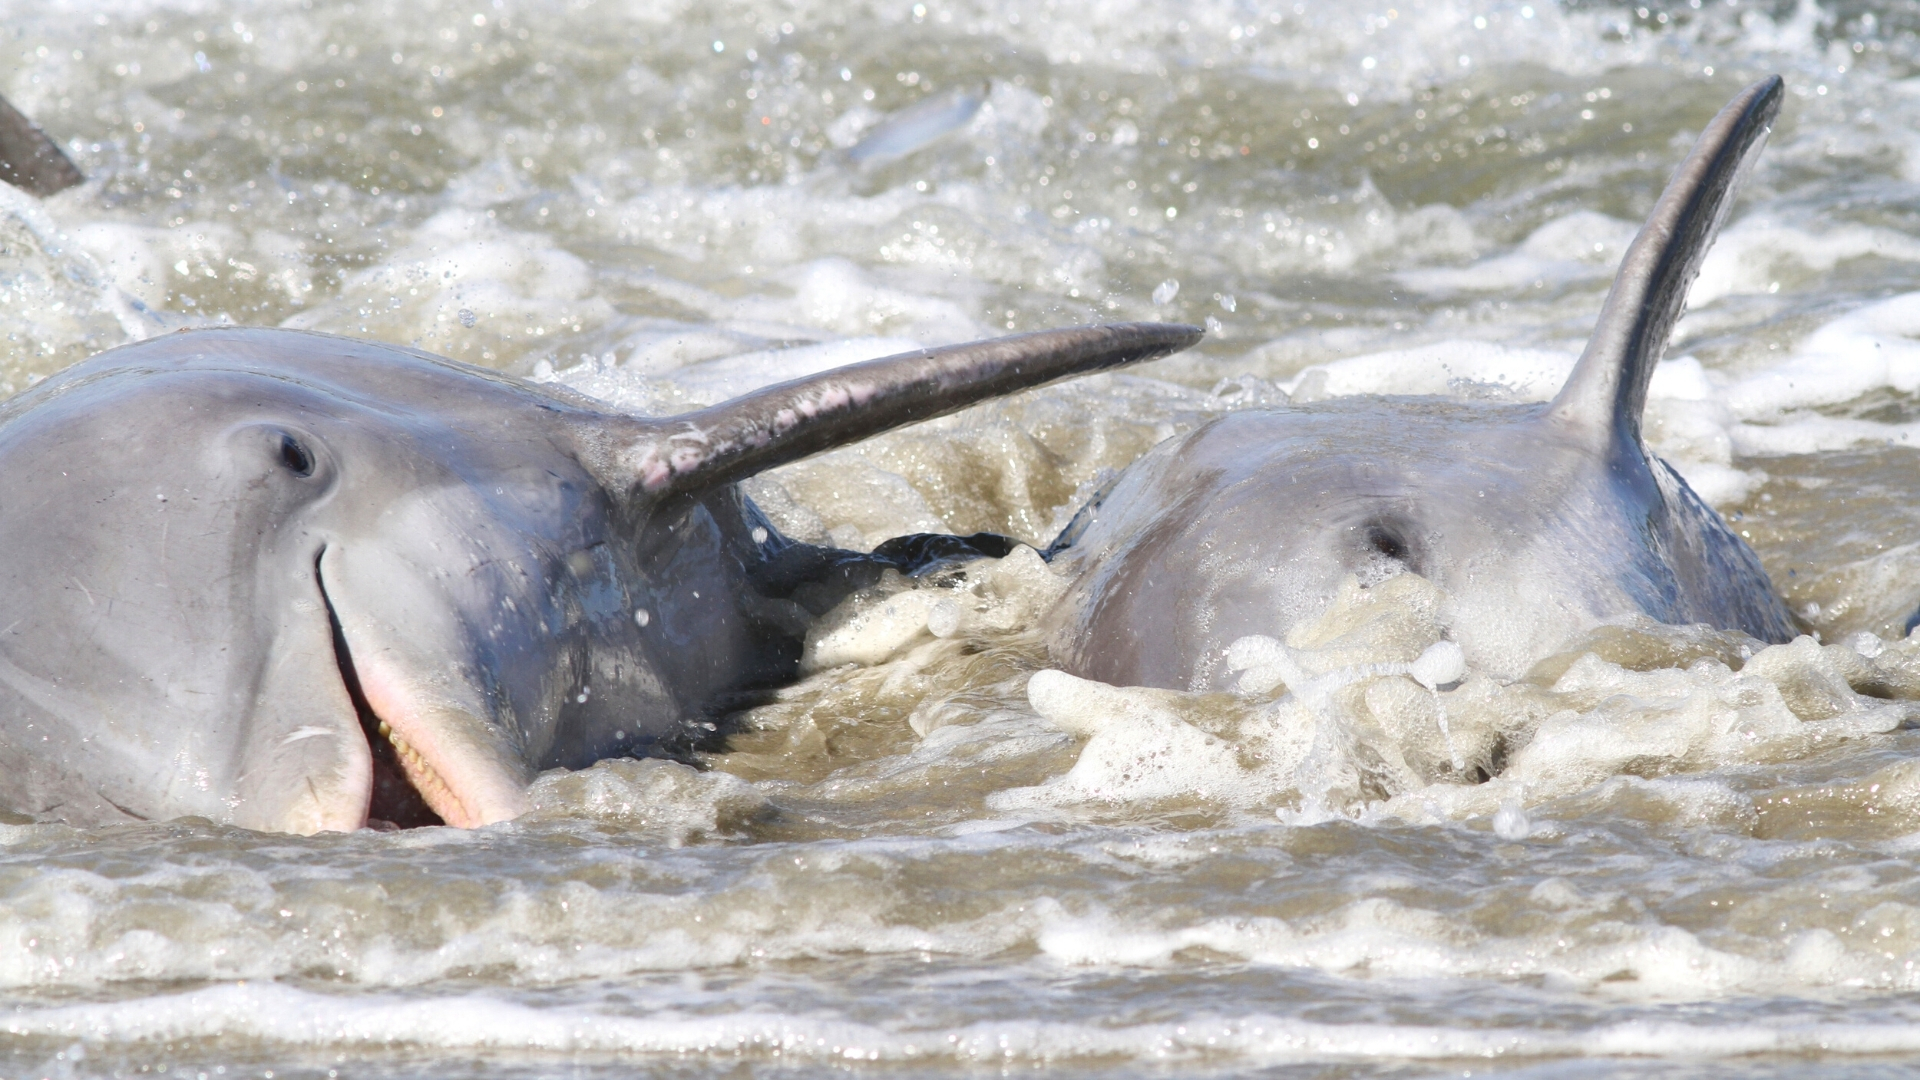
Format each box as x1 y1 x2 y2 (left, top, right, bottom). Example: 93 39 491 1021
15 0 1920 1076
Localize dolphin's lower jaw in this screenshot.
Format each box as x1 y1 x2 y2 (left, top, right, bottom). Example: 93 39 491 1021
315 552 529 831
352 671 529 829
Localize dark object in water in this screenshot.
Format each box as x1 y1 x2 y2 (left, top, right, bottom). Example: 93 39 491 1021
0 94 82 196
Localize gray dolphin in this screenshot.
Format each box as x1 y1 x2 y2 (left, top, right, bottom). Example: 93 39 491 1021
1042 77 1797 689
0 322 1200 831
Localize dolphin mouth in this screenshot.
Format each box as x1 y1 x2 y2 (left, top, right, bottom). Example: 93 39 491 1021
314 551 525 829
329 617 445 829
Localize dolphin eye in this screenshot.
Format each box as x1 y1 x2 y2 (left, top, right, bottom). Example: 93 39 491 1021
277 433 315 478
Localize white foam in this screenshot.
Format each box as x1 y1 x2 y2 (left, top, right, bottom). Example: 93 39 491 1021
17 980 1920 1064
1490 639 1907 800
521 758 767 844
280 208 613 367
1028 893 1920 998
999 572 1917 830
1392 210 1637 294
661 336 925 402
1692 218 1920 306
1654 290 1920 457
1280 340 1575 402
997 575 1494 817
1727 292 1920 417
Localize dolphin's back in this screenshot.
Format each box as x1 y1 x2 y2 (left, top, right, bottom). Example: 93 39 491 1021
1043 79 1799 689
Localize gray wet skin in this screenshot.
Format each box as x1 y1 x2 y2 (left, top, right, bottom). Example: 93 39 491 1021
0 322 1199 832
1045 77 1799 689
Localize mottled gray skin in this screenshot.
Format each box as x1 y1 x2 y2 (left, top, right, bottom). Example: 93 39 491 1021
0 322 1199 832
1045 77 1798 688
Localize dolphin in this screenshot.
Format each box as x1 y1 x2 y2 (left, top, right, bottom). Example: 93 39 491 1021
0 322 1200 832
1041 77 1797 690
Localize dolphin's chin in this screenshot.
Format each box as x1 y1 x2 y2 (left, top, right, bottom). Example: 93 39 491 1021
341 657 530 830
360 702 447 829
331 626 529 829
361 707 529 829
318 558 529 830
356 698 529 829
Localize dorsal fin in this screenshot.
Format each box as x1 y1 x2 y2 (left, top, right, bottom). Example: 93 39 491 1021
0 94 82 197
590 322 1202 501
1546 76 1782 447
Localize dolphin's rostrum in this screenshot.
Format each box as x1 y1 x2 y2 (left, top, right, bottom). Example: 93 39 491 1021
1043 78 1798 689
0 322 1199 832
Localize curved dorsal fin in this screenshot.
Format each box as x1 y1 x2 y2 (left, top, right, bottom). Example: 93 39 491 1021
590 322 1202 501
1546 76 1782 448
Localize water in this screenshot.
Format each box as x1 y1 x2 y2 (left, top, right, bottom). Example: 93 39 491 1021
9 0 1920 1075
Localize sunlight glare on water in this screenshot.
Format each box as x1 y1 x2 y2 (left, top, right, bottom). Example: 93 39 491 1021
12 0 1920 1076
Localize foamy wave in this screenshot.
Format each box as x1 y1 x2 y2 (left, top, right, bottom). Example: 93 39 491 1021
997 573 1913 823
1729 292 1920 416
11 981 1920 1064
281 208 614 366
1253 288 1920 500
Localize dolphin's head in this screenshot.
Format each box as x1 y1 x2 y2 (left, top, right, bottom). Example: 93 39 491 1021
281 378 674 832
0 329 695 831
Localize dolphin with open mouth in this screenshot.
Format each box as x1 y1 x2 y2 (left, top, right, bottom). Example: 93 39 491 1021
1042 78 1798 690
0 321 1200 831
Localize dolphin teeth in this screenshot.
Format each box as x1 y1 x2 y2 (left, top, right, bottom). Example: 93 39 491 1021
380 723 462 821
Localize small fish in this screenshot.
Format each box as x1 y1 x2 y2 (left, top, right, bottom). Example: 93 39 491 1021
848 82 988 166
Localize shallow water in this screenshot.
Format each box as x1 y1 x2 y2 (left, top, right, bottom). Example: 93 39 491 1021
12 0 1920 1076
